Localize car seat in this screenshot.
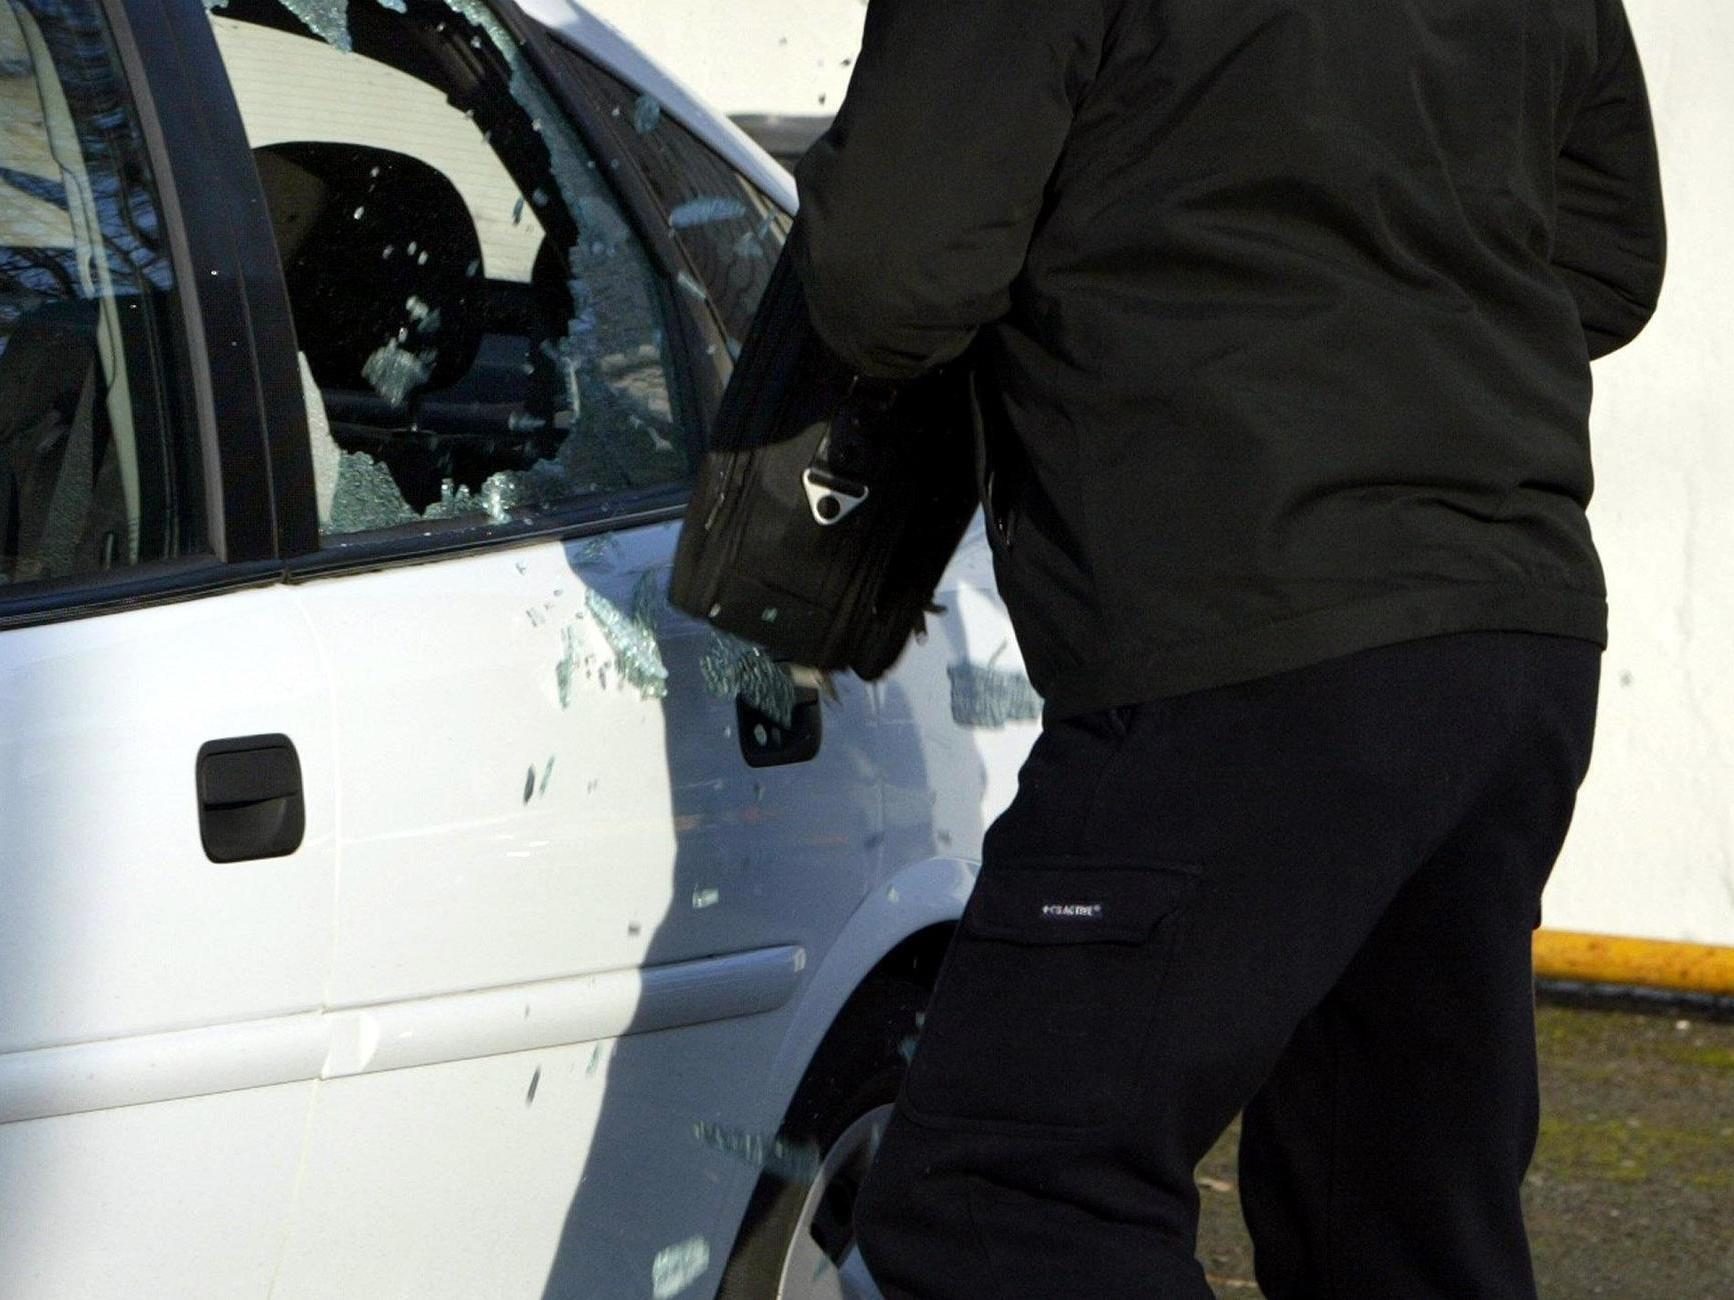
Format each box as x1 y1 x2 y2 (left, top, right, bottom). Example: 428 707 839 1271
254 141 489 509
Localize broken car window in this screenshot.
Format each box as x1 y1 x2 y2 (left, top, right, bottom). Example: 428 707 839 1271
206 0 690 540
561 53 790 367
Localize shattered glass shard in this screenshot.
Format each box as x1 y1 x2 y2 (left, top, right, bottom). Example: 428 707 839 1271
650 1235 709 1300
570 535 616 567
585 588 669 699
327 451 416 532
276 0 352 52
361 338 434 407
632 94 662 134
404 295 440 332
699 633 796 728
630 569 668 632
947 660 1044 729
675 270 708 303
690 1120 822 1184
555 624 581 709
575 196 631 255
478 476 513 523
669 196 748 229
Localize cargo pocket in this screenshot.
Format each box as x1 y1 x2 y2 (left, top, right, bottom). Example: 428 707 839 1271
901 861 1201 1134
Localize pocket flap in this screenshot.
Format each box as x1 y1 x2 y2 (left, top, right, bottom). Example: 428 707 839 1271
964 863 1201 945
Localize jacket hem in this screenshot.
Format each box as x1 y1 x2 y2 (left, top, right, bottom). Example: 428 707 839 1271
1036 581 1608 722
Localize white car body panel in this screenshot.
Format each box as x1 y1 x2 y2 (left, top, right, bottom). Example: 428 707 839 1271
0 945 798 1120
0 1084 313 1299
0 587 336 1296
0 587 334 1053
758 853 979 1109
295 523 879 1010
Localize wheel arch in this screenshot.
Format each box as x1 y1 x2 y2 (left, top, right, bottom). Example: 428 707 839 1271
715 860 971 1295
760 856 974 1129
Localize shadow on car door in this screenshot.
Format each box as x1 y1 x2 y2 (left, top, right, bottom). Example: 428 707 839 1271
543 539 1014 1299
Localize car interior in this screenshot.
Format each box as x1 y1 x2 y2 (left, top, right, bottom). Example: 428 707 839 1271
1 2 189 586
215 0 689 535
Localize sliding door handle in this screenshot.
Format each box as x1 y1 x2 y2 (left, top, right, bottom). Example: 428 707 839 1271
196 734 305 863
737 681 823 769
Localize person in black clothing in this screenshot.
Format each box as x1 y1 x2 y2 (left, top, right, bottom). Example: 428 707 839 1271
790 0 1665 1295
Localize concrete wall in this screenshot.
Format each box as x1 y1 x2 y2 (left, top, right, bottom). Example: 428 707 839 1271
1557 0 1734 949
579 0 864 119
581 0 1734 949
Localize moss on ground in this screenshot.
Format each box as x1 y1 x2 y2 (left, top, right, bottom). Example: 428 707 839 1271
1193 1002 1734 1297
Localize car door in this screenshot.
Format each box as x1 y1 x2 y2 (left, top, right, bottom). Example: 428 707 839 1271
0 1 337 1296
195 2 879 1294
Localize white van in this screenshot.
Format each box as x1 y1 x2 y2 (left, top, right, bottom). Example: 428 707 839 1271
0 1 1040 1294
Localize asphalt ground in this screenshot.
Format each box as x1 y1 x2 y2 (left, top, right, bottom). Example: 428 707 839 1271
1195 994 1734 1297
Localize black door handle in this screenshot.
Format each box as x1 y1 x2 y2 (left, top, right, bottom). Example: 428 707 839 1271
197 734 305 863
737 680 823 768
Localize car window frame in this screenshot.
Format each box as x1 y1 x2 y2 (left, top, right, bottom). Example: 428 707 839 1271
0 0 286 632
205 0 738 580
552 42 794 359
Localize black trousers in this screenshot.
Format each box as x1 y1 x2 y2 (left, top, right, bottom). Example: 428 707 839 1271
856 630 1602 1298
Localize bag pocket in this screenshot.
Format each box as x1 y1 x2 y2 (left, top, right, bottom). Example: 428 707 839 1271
901 861 1201 1134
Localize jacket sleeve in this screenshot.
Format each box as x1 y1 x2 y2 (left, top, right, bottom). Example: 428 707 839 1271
1551 0 1666 360
791 0 1107 380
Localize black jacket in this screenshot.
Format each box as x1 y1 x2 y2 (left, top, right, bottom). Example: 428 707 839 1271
792 0 1665 719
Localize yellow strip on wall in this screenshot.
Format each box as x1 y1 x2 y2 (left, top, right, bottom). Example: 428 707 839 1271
1535 929 1734 998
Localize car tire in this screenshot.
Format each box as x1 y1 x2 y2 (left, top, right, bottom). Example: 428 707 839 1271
716 973 929 1299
